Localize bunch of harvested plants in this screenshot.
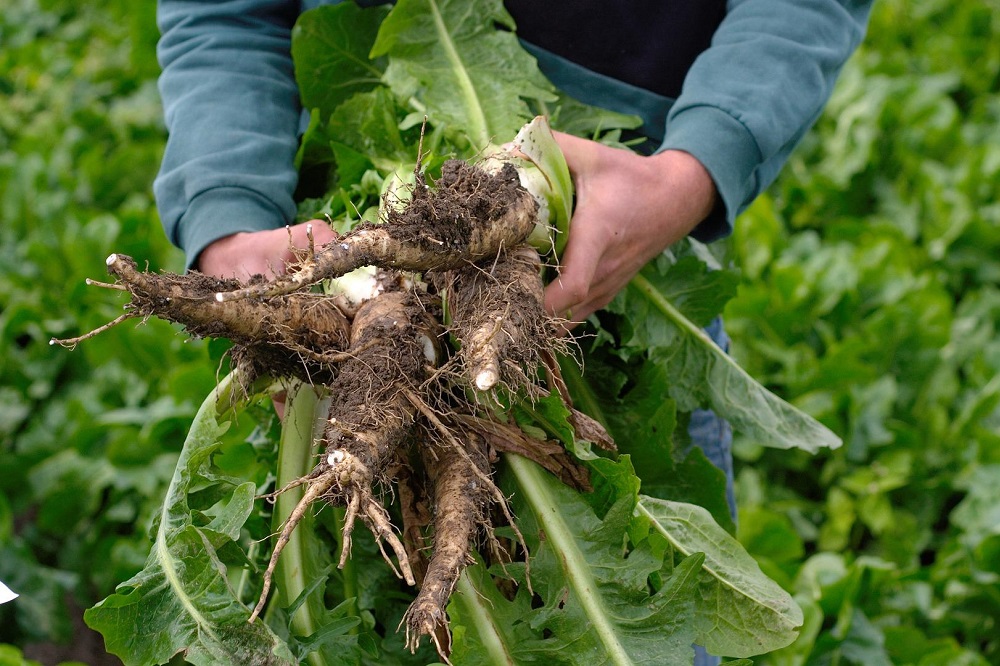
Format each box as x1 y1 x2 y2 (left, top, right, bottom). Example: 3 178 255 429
55 2 840 662
53 126 608 659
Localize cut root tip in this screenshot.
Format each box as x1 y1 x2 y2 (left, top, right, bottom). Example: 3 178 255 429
474 368 499 391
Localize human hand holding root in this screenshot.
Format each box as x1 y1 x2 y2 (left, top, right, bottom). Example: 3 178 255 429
197 220 340 417
544 132 718 326
196 220 339 283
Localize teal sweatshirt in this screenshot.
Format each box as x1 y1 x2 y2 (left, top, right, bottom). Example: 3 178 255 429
155 0 873 268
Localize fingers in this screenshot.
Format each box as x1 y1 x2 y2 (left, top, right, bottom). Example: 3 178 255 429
545 133 597 317
543 210 600 319
545 134 632 324
542 141 717 329
551 131 600 174
197 220 338 282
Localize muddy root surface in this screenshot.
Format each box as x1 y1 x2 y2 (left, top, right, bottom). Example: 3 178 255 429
54 158 613 662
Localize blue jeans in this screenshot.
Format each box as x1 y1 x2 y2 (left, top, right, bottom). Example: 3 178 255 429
687 317 734 666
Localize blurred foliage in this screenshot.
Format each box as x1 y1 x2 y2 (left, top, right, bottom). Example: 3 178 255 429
0 0 248 658
2 0 999 663
724 0 1000 664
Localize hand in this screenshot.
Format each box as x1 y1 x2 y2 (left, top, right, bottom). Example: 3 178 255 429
197 221 338 419
543 132 718 327
197 221 338 282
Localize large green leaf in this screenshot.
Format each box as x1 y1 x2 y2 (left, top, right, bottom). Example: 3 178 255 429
370 0 556 149
450 455 801 663
449 454 702 665
635 498 804 656
292 3 390 118
84 378 295 666
610 255 841 453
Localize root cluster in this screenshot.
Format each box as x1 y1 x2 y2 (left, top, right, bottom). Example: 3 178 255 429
54 158 610 660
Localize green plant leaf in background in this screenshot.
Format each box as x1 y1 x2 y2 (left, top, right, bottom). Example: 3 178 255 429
611 253 842 454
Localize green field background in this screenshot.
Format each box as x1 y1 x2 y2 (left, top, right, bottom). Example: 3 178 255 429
2 0 998 664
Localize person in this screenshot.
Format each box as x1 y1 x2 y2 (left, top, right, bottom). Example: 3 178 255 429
153 1 872 663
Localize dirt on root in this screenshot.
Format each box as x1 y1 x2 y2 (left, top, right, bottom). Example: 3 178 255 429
322 289 439 468
386 160 526 259
439 245 553 390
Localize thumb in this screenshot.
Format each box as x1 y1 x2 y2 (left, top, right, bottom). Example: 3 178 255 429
552 131 598 177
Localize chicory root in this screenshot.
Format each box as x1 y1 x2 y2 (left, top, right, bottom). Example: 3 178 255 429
214 161 538 303
404 431 492 657
437 244 552 392
321 288 439 577
51 253 352 385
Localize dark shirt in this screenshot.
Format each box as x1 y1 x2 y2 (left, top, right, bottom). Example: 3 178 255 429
506 0 726 100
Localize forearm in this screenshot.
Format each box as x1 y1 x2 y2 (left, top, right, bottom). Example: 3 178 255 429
660 0 874 240
155 0 303 268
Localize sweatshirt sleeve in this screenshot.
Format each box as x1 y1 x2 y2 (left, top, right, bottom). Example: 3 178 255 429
660 0 874 242
154 0 303 269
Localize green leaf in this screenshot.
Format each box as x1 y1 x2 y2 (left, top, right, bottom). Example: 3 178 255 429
270 386 332 665
292 3 390 118
84 377 295 666
503 116 573 253
951 465 1000 549
499 454 703 665
560 355 734 532
663 449 735 536
327 88 414 174
814 609 892 666
635 497 804 656
270 387 374 666
371 0 556 149
613 261 841 453
446 560 537 666
544 92 643 142
736 506 805 568
0 644 42 666
883 626 989 666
